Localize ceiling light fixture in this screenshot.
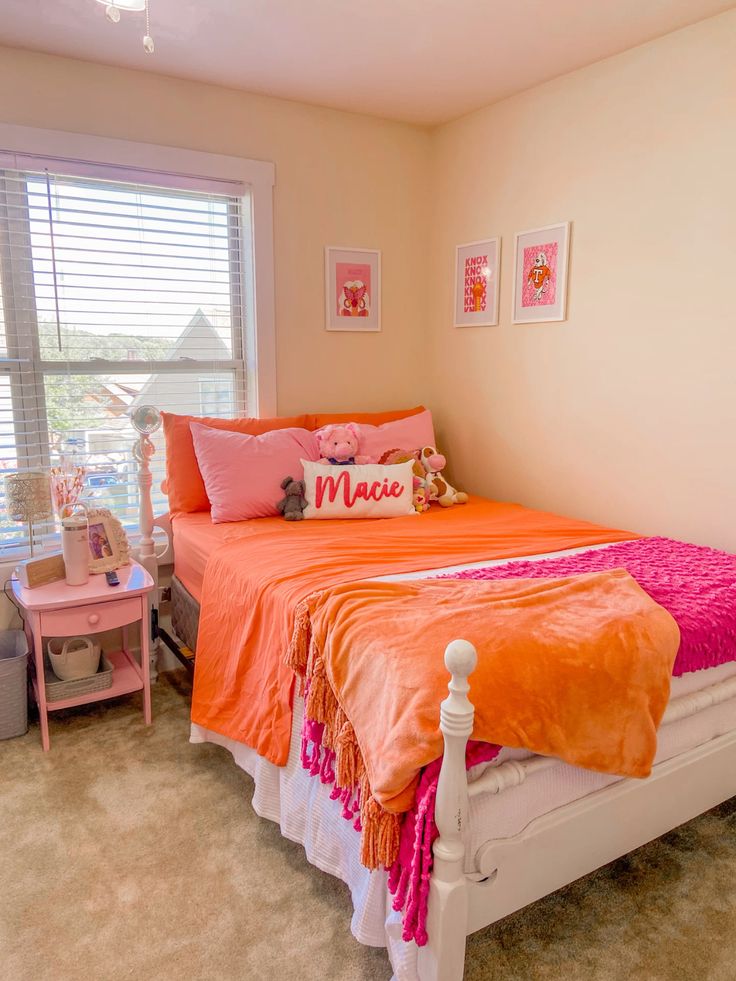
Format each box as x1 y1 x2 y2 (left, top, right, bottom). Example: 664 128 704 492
96 0 155 54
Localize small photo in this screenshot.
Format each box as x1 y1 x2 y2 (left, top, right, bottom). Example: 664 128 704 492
513 223 570 324
325 247 381 332
454 238 500 327
88 522 113 560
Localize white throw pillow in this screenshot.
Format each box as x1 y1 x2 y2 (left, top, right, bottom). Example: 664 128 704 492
301 459 416 519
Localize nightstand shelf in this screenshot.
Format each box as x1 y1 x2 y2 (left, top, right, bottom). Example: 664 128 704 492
34 649 144 712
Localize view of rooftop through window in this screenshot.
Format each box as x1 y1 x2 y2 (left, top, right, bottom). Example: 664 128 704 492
0 169 246 547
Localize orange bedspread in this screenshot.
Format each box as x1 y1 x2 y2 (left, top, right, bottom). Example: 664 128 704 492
288 572 680 867
171 512 230 601
192 496 640 764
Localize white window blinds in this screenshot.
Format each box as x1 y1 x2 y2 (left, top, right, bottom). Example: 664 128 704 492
0 163 248 550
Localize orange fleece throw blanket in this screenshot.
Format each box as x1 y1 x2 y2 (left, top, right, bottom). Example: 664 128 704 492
287 572 680 869
192 497 640 764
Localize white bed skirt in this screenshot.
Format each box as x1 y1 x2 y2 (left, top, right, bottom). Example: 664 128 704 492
191 661 736 981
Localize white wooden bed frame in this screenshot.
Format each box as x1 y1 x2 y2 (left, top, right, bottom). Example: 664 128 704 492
424 642 736 980
133 417 736 981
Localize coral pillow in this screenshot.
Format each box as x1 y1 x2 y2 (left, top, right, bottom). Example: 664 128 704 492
190 423 319 523
162 411 310 513
306 405 426 430
302 460 416 520
351 410 436 462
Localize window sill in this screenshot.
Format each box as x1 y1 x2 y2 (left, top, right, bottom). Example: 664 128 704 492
0 528 170 568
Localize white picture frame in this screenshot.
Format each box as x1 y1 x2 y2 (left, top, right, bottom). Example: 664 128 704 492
512 222 571 324
453 238 501 327
86 507 131 574
325 246 381 332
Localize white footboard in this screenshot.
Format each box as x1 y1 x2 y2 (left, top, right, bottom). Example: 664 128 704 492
416 642 736 981
417 640 477 981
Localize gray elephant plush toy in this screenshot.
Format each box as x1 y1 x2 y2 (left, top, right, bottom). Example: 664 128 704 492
276 476 308 521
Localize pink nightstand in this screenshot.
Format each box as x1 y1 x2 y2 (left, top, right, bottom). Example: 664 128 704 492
12 561 155 751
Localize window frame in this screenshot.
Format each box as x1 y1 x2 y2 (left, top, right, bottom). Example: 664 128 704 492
2 170 247 460
0 122 277 420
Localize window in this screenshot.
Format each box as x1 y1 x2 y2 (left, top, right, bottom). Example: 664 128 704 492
0 162 249 550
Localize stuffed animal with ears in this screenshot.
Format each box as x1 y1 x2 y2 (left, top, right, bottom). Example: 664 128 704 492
379 445 466 509
315 423 373 465
378 447 424 473
276 476 308 520
416 445 468 507
379 447 427 495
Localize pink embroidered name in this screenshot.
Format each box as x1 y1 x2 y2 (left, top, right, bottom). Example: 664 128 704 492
315 470 403 509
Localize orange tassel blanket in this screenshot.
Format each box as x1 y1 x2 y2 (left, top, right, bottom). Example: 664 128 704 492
286 572 680 871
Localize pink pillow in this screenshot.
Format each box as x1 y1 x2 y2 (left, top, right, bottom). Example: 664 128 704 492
302 460 416 519
352 409 436 461
190 423 319 522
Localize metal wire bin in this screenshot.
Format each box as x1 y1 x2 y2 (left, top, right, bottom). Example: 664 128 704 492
0 629 29 739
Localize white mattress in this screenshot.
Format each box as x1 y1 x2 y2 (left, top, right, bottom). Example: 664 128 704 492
189 545 736 980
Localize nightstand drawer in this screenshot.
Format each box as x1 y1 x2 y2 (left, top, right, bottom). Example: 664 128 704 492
40 597 142 637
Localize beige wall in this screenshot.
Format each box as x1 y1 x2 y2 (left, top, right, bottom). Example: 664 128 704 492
1 12 734 552
429 11 736 550
0 46 431 417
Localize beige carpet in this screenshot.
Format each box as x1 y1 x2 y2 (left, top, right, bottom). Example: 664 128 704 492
1 672 734 981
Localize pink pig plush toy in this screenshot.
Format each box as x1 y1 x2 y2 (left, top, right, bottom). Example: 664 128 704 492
316 423 373 465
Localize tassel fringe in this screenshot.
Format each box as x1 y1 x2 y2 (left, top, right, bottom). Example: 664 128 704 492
288 601 402 871
285 599 312 676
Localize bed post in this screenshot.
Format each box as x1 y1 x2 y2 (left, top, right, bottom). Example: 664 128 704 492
133 416 160 682
417 639 477 981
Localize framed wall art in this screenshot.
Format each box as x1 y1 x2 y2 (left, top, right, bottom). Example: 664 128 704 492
512 222 570 324
454 238 500 327
325 246 381 332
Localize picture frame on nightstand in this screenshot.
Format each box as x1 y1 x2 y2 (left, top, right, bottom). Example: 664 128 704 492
86 507 130 574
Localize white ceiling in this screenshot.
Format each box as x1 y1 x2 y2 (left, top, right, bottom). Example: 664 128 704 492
1 1 732 125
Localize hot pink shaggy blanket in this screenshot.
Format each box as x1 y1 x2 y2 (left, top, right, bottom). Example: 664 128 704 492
301 535 736 946
447 536 736 677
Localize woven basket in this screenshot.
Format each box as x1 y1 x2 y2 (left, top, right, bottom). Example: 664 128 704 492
47 636 101 681
44 654 113 702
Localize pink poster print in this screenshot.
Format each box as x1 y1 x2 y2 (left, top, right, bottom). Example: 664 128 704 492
454 239 499 327
522 241 558 307
336 262 371 318
463 253 488 314
326 248 381 331
513 223 569 324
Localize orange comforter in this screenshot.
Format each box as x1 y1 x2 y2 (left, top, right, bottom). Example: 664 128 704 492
288 572 680 868
192 496 640 764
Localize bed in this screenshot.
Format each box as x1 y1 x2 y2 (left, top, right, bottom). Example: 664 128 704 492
135 408 736 981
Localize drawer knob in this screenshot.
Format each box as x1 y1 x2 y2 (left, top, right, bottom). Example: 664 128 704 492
88 613 100 625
